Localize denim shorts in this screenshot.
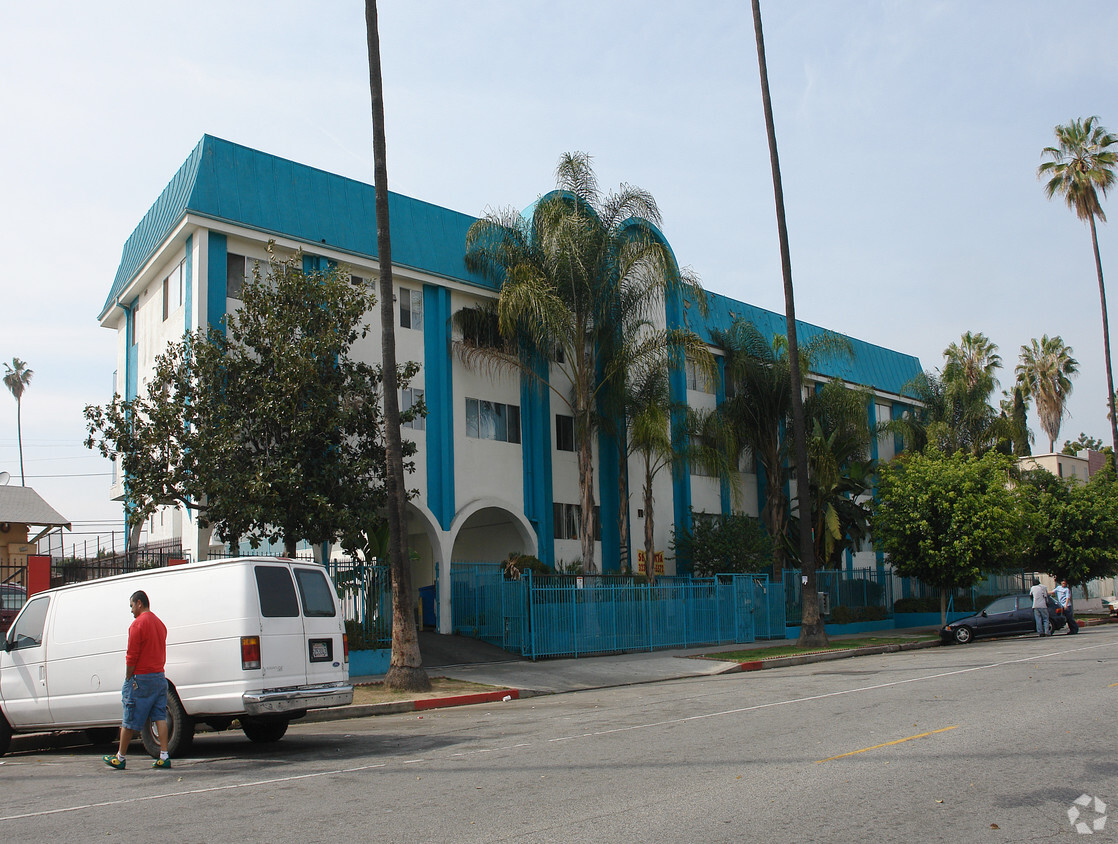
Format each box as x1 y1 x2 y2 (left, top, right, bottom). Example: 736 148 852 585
121 672 168 731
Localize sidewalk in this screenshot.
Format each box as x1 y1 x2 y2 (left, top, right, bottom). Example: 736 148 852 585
303 628 944 723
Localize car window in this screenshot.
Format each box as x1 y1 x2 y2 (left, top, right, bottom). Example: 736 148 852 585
293 568 336 618
8 595 49 650
984 596 1016 614
254 566 299 618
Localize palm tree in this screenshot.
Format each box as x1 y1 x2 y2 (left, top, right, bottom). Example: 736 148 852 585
3 358 33 486
461 152 710 573
801 382 875 569
364 0 429 692
622 363 679 584
891 370 1009 458
1039 116 1118 470
943 331 1001 397
711 320 852 580
1016 335 1079 453
751 0 823 646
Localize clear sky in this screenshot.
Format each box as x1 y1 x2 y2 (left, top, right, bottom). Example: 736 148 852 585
1 1 1116 548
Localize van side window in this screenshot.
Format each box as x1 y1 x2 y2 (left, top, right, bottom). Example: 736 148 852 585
8 595 49 650
254 567 299 617
294 568 337 618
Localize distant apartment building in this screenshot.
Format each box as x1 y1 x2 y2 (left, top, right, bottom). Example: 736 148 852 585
98 136 923 630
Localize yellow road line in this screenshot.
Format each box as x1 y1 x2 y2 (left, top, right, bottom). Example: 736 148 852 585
1108 682 1118 688
816 726 958 763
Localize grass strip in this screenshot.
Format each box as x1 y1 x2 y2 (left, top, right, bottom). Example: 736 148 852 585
699 635 939 663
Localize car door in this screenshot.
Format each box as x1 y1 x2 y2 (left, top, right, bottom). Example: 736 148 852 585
0 594 53 728
253 565 308 690
976 596 1018 636
1011 596 1040 634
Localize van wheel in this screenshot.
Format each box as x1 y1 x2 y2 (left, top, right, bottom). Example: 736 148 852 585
142 686 195 758
241 717 289 743
85 727 119 746
0 713 11 756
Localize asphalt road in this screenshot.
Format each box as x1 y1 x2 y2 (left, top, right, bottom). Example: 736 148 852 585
1 627 1115 843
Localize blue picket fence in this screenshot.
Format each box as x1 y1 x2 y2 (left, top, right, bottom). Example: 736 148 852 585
327 560 393 650
450 564 786 659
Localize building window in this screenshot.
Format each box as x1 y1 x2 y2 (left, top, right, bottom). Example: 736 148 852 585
400 287 423 330
402 388 425 430
227 253 246 300
465 397 520 443
556 415 575 452
553 503 601 541
162 260 184 321
685 356 711 393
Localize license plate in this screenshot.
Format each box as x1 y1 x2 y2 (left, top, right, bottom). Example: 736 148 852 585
309 639 332 662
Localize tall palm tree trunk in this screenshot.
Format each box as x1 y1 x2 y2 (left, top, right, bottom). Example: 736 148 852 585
365 0 428 691
16 398 24 486
751 0 825 646
1090 215 1118 472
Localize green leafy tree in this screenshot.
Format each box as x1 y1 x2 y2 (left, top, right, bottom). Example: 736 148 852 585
1016 335 1078 452
1021 468 1118 586
873 449 1028 624
891 369 1009 458
460 151 709 573
85 249 416 557
3 358 33 486
671 508 772 578
1039 116 1118 469
1062 432 1104 455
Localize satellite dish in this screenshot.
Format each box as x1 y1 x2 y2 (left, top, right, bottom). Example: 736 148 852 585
0 472 9 486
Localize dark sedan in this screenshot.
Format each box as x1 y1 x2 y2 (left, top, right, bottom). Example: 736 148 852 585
940 594 1067 644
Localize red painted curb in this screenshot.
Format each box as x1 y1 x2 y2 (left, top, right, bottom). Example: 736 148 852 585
738 661 764 672
413 689 520 711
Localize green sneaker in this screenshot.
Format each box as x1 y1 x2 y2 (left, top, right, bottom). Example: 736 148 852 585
151 757 171 769
103 754 126 770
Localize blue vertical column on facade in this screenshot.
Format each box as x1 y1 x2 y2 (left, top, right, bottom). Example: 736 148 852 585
665 287 692 568
717 356 731 516
867 396 886 574
423 285 455 531
520 357 555 568
207 232 228 332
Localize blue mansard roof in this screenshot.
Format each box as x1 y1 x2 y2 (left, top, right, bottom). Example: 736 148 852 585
101 135 493 319
103 137 922 395
692 291 923 399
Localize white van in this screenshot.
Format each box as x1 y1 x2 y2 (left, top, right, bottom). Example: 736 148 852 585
0 557 353 757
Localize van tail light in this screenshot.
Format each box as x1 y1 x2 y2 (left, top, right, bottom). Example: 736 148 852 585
241 636 261 670
343 633 349 663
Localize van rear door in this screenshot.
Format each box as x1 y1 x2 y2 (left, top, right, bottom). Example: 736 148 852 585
292 566 347 685
253 565 308 689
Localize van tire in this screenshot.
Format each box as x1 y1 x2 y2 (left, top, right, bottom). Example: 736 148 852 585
241 717 289 743
0 713 11 756
142 686 194 758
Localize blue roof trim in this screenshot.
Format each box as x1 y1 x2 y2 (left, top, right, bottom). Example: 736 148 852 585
691 290 923 396
102 135 494 319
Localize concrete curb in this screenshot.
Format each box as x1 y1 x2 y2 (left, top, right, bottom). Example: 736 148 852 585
300 688 523 723
714 638 943 674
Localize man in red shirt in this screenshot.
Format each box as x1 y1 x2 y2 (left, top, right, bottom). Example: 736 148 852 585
103 590 171 770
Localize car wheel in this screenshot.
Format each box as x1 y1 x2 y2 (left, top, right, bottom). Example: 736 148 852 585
142 685 195 758
241 717 289 743
953 626 973 644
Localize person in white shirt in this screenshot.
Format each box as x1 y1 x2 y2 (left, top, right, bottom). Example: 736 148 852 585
1029 579 1052 637
1054 579 1079 635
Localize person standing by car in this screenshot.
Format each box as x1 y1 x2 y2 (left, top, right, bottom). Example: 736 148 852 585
1055 579 1079 635
1029 579 1052 637
103 590 171 770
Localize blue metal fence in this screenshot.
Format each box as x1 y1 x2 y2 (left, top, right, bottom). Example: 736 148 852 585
450 563 780 659
328 560 392 650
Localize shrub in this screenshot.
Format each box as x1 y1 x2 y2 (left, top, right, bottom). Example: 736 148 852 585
502 553 551 580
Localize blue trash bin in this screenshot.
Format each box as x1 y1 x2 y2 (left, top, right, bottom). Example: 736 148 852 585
418 585 436 629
